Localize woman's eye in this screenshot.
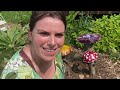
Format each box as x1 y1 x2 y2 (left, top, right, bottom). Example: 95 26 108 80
39 32 49 36
55 33 64 38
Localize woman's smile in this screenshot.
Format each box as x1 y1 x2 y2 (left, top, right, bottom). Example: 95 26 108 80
42 47 58 56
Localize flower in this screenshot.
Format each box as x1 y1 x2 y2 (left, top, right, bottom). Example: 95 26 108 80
83 50 98 63
78 34 101 44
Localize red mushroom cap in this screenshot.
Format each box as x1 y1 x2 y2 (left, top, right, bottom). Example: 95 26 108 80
83 50 98 63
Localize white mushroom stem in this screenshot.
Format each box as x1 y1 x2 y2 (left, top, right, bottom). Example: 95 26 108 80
88 61 96 78
86 47 96 78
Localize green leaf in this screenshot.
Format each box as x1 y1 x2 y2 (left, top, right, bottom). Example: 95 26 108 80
5 72 17 79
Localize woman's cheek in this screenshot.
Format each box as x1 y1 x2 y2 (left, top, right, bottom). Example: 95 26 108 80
57 38 64 47
34 37 46 45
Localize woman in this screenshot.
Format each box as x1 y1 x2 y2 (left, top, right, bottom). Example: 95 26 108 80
1 11 68 79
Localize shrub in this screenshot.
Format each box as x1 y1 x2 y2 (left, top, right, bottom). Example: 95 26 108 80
0 11 32 26
65 11 94 48
91 14 120 54
0 26 28 74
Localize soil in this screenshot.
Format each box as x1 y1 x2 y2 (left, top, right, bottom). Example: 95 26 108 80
63 48 120 79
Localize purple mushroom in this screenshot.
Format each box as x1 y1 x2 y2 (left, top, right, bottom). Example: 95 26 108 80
78 34 101 44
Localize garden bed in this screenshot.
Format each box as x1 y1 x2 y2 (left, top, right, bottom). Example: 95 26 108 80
64 48 120 79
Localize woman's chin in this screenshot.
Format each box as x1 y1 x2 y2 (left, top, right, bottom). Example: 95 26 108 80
42 56 56 62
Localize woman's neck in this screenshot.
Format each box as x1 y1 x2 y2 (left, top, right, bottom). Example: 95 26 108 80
33 60 55 79
23 44 56 79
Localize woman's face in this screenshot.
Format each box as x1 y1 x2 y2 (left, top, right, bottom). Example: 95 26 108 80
29 17 65 62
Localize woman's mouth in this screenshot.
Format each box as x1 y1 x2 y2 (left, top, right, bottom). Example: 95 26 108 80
42 48 58 56
43 48 57 52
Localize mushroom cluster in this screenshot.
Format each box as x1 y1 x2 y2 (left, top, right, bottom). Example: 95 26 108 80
78 34 101 63
78 33 101 78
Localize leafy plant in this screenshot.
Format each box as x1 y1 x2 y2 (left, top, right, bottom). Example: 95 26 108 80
0 11 32 26
0 27 28 73
14 11 32 27
65 11 79 46
88 14 120 61
65 11 93 48
91 14 120 54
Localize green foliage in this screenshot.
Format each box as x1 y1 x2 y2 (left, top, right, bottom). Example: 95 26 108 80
0 28 28 51
65 11 79 46
0 11 32 26
65 11 93 48
0 27 28 71
66 11 120 61
91 14 120 55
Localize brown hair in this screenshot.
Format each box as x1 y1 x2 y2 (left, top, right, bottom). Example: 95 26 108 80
29 11 68 31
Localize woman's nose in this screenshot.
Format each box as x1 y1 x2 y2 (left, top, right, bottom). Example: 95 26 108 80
48 36 56 47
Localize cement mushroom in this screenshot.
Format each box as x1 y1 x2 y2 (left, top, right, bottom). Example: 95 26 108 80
78 34 101 44
83 50 98 63
61 45 73 57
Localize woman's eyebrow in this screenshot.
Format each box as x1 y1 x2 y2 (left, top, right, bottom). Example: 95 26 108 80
37 29 64 33
37 29 47 32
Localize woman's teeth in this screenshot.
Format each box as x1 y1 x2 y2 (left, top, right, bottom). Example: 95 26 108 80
43 48 56 52
47 50 55 52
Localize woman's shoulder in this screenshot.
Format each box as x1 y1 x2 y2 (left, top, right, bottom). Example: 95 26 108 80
0 49 28 79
